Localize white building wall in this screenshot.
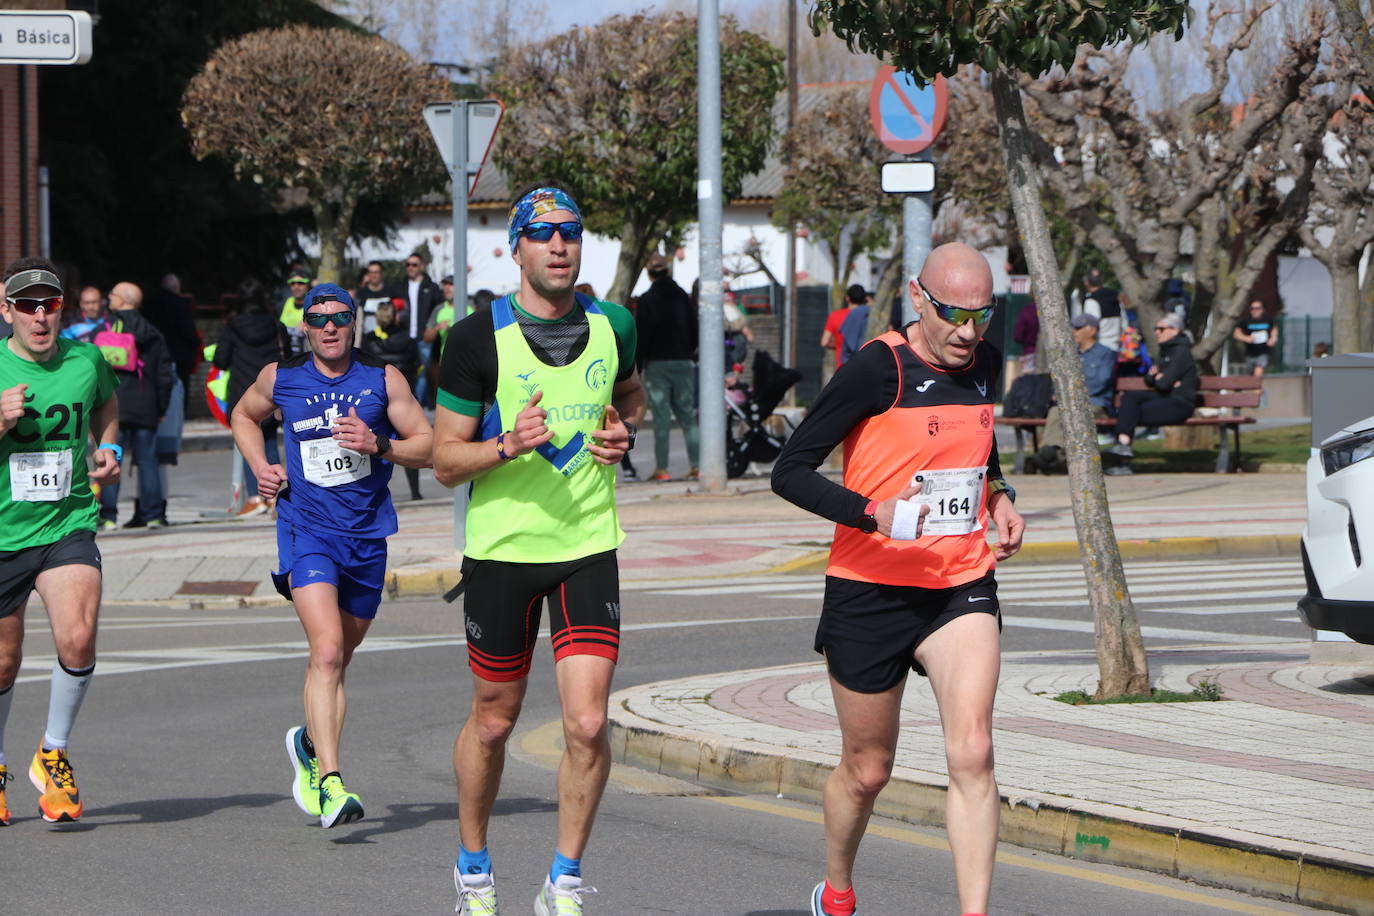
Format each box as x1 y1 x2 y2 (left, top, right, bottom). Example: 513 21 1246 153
330 205 1008 301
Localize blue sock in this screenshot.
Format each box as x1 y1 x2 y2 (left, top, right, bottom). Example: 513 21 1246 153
549 849 581 883
457 844 492 877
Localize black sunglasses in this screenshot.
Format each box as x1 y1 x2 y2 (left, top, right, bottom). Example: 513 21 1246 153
521 221 584 243
6 296 63 315
304 309 356 328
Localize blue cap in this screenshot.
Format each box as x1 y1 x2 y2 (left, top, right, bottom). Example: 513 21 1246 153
304 283 354 311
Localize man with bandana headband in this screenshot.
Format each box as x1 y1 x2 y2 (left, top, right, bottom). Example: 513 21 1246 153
434 183 646 915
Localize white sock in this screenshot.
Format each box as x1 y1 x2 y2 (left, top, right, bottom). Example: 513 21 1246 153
43 660 94 750
459 873 493 888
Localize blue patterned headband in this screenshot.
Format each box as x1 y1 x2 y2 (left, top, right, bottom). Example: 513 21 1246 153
508 187 582 253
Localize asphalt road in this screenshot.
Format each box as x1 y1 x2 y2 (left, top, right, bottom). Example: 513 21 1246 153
1 557 1326 916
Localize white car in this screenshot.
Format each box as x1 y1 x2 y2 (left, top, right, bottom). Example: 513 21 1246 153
1300 413 1374 643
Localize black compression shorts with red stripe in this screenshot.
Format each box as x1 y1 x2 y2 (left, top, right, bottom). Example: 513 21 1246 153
458 549 621 682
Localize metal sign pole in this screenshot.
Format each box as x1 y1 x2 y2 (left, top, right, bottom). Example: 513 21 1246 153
697 0 726 491
451 102 470 553
902 151 934 325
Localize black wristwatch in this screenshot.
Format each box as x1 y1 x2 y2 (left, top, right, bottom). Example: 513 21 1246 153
375 431 392 456
623 421 637 450
856 499 878 534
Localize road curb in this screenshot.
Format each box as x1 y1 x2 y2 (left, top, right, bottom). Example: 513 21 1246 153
607 707 1374 915
387 565 461 599
766 533 1302 576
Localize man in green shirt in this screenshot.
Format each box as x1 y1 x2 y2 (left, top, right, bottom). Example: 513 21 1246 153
0 258 121 826
434 184 645 915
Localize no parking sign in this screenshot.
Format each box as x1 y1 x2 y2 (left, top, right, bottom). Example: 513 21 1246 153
870 66 948 155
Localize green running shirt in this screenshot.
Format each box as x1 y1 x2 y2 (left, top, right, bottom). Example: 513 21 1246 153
0 338 118 550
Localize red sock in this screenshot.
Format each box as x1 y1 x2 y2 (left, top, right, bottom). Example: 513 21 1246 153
821 880 856 916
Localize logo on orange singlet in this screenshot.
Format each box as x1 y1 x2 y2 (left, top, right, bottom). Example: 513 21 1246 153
927 416 940 436
980 407 991 428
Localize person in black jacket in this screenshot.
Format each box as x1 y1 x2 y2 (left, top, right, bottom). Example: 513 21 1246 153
400 253 443 407
98 282 175 529
1107 312 1198 476
361 300 424 499
635 254 699 480
214 289 291 514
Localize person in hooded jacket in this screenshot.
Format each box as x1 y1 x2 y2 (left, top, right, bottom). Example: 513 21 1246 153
214 289 291 515
97 282 175 528
1105 312 1198 476
362 300 424 500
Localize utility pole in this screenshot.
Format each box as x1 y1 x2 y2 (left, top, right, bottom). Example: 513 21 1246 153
697 0 726 491
783 0 799 370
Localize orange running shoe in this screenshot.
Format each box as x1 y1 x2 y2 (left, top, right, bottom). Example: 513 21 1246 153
0 765 12 825
29 745 82 822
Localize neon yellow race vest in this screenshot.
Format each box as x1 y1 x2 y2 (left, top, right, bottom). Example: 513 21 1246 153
465 294 623 563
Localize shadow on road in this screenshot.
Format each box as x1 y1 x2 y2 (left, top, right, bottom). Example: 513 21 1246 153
86 792 280 825
329 795 556 845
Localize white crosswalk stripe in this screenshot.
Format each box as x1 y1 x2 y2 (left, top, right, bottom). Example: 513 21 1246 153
640 557 1306 642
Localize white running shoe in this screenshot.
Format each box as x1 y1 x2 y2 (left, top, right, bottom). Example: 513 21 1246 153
453 865 499 915
534 875 597 915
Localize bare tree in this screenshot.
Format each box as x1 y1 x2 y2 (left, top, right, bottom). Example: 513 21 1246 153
1299 84 1374 353
489 13 784 304
773 85 901 311
182 25 449 284
1024 3 1330 364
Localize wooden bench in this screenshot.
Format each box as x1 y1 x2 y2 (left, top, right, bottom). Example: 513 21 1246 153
997 375 1263 474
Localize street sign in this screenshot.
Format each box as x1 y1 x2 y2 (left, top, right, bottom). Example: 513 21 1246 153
423 99 504 194
0 11 92 66
881 161 936 194
869 66 947 155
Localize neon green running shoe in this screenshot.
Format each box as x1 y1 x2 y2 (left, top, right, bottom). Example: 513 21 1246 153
318 773 363 828
285 726 320 817
534 876 597 916
453 865 500 915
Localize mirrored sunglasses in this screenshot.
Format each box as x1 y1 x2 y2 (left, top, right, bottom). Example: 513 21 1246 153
521 221 584 243
304 309 356 328
6 296 64 315
917 279 995 326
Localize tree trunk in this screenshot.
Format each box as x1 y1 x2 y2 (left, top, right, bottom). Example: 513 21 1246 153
868 233 906 341
991 70 1149 699
311 199 348 288
1360 246 1374 352
1330 259 1363 356
607 215 658 306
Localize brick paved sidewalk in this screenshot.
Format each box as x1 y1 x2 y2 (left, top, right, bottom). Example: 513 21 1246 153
608 643 1374 913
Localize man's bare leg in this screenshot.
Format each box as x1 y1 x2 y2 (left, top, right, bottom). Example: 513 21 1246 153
552 654 615 859
822 676 904 892
292 582 371 775
915 612 1002 914
454 674 527 853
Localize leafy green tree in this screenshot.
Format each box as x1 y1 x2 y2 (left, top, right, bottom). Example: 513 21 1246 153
182 25 449 285
811 0 1191 698
488 12 784 304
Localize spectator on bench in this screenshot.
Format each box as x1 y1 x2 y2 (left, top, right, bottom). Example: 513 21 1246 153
1106 312 1197 476
1032 312 1116 474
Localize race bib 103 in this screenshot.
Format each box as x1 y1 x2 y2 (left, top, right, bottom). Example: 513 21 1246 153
299 438 370 488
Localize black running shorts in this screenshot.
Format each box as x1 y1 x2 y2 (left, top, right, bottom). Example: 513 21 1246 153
0 530 102 618
459 549 621 682
816 570 1001 694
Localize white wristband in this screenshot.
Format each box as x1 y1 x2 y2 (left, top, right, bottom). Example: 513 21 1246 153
890 499 923 540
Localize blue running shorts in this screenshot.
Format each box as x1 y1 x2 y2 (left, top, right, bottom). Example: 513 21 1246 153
271 522 387 620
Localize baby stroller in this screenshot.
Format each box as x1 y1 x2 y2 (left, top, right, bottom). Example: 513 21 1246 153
725 350 803 478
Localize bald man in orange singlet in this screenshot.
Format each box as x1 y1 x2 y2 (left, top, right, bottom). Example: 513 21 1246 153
772 243 1025 916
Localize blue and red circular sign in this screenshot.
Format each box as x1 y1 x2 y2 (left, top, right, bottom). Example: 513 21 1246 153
870 66 948 155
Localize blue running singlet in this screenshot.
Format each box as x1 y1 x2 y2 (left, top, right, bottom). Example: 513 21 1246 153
273 351 398 539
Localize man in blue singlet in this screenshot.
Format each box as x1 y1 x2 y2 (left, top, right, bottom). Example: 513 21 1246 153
230 283 433 828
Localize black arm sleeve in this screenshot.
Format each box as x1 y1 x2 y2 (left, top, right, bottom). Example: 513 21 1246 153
771 340 897 527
